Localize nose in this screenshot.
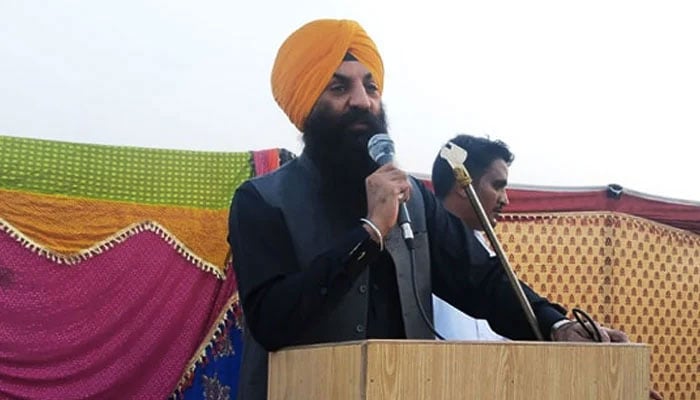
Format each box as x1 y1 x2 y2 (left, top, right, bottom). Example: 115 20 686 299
499 190 510 207
348 84 371 110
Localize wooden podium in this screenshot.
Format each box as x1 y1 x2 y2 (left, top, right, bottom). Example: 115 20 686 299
268 340 649 400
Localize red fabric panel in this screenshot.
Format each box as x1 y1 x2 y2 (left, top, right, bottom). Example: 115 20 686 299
417 176 698 235
252 149 281 177
504 189 700 234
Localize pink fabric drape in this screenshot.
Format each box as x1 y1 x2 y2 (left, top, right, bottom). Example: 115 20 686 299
0 224 236 400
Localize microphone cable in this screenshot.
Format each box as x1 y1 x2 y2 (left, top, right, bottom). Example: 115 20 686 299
406 240 445 340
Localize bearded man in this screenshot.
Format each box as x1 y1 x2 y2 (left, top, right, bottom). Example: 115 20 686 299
227 19 630 400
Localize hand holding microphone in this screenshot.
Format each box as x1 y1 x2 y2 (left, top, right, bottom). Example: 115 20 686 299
365 134 415 248
364 164 411 234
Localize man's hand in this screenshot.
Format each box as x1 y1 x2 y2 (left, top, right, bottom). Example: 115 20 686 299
552 321 663 399
551 320 628 342
364 163 411 236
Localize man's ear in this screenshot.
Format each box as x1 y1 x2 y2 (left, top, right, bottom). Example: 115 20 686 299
453 184 469 199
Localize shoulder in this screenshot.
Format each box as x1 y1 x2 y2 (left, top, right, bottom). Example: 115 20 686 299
231 180 264 213
409 175 432 195
409 175 439 209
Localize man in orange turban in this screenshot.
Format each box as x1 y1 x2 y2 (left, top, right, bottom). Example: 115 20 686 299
270 19 384 132
229 19 632 400
271 18 390 212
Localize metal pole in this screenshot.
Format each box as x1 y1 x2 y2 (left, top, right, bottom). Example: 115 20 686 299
440 143 544 341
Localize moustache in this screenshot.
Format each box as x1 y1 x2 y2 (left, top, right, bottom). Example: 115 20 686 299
336 108 384 132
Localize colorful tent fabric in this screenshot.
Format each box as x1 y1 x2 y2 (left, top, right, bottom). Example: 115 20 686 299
4 135 696 399
0 135 286 399
0 220 237 399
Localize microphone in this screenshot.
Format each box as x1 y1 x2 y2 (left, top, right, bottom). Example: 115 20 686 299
367 133 415 248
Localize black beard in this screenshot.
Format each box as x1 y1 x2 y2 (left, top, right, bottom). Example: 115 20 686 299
303 104 389 221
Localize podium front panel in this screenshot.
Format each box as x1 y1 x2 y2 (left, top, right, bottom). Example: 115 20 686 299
269 340 649 400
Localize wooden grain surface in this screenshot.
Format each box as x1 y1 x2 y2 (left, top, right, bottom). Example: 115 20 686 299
269 340 649 400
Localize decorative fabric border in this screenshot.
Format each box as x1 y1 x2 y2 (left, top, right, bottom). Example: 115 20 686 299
0 218 225 279
170 290 242 398
500 211 700 240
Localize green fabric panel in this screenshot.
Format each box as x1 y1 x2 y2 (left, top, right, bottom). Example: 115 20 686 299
0 135 252 209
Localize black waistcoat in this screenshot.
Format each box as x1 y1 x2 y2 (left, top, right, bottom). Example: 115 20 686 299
236 154 433 400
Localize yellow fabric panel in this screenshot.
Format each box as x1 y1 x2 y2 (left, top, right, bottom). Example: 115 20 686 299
0 188 229 269
497 212 699 399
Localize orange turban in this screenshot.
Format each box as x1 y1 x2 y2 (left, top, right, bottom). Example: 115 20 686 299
271 19 384 131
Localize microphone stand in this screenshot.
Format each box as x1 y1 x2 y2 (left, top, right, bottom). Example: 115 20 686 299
439 142 545 341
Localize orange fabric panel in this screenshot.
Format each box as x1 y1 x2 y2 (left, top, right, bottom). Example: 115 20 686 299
1 188 229 269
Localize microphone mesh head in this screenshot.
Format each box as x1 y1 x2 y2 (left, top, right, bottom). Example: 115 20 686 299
367 133 395 165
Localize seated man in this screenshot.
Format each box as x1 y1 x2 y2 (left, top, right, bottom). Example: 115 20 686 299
431 134 513 340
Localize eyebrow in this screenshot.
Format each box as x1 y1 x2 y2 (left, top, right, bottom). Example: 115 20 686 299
331 72 374 82
493 179 508 188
